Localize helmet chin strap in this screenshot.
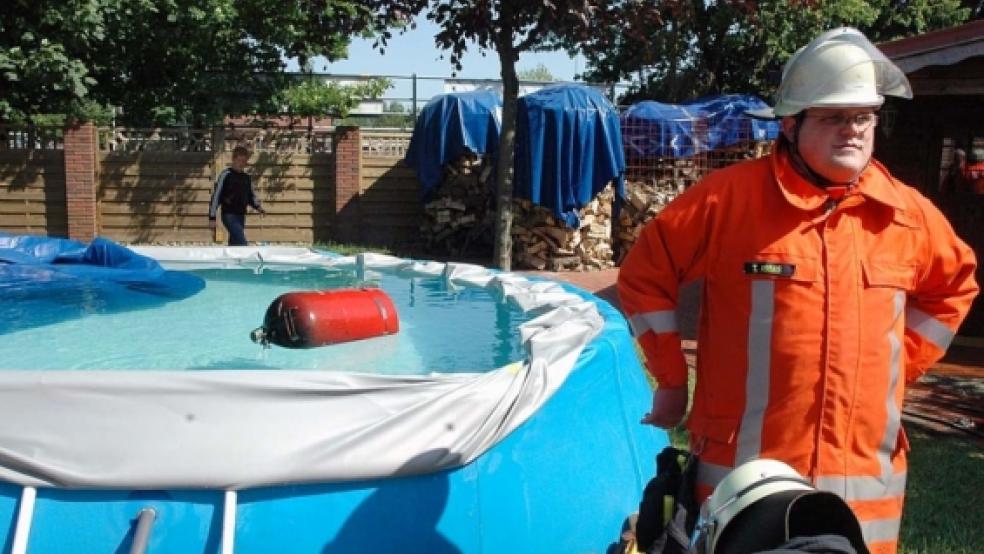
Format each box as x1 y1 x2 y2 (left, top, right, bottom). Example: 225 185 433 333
788 113 834 188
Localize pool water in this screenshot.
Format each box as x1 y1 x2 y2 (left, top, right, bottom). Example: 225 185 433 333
0 266 531 372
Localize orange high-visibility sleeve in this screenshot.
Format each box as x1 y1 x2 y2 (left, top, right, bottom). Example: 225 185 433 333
617 184 711 387
903 193 978 382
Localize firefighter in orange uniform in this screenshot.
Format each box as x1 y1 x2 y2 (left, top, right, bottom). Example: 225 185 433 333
617 28 978 554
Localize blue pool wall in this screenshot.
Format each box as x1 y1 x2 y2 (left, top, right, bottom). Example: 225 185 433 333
0 281 667 553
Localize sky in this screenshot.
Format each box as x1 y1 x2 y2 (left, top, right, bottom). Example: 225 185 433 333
317 17 587 80
287 15 594 111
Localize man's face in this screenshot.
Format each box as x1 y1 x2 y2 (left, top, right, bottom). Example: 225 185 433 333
782 107 877 184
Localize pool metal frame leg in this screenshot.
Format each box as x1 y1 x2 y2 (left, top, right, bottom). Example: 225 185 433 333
11 486 36 554
222 489 237 554
129 507 157 554
7 487 239 553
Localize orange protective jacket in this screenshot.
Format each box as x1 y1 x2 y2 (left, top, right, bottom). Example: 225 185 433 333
618 143 978 554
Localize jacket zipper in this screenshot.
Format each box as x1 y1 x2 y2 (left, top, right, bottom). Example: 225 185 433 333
814 204 835 480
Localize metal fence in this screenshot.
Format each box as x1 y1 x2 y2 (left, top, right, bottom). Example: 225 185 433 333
0 126 65 150
97 127 336 154
621 114 773 188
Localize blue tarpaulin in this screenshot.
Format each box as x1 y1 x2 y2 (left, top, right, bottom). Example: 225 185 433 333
621 94 780 159
404 90 502 199
514 84 626 228
0 234 204 334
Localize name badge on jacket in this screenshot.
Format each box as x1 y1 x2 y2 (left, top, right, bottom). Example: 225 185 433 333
744 262 796 278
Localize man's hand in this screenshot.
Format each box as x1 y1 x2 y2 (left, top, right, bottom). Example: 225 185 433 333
641 386 688 429
208 219 216 230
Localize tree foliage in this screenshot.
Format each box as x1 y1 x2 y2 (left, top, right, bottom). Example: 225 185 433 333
0 0 399 125
369 0 662 269
337 101 414 129
517 63 557 82
575 0 973 104
280 78 391 118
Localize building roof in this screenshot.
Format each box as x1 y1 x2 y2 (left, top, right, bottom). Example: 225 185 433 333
879 19 984 73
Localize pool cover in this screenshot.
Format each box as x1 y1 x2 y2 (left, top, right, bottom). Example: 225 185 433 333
0 249 614 489
0 234 204 300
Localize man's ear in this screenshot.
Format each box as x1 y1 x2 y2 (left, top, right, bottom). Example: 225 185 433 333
781 116 797 143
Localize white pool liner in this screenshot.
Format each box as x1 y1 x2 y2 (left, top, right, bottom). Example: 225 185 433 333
0 247 603 489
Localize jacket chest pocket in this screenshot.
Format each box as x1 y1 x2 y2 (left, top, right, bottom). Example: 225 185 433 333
862 258 916 292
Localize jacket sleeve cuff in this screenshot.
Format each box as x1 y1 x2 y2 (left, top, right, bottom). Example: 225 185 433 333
653 349 689 388
636 332 689 388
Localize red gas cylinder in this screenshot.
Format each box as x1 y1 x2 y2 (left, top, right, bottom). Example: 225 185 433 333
250 288 399 348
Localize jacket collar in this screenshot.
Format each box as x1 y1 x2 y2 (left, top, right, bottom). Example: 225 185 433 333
771 141 906 212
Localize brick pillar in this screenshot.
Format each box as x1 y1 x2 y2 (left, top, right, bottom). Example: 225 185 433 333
333 126 362 243
63 121 98 241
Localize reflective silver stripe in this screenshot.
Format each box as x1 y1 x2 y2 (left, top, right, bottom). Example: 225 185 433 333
860 517 902 544
877 292 904 482
905 306 955 350
814 472 907 501
696 460 733 489
736 280 773 463
628 310 678 336
209 168 231 219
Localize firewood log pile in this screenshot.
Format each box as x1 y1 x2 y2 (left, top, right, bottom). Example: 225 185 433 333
511 184 616 272
706 141 773 171
615 177 684 264
419 153 494 257
617 141 773 263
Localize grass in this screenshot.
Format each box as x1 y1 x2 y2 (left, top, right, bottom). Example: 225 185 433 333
665 423 983 553
311 241 396 256
899 431 984 554
310 241 490 266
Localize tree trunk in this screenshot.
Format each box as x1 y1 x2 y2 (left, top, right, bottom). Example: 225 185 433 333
493 39 520 270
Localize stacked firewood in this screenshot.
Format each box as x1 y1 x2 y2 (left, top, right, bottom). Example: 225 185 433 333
511 184 616 271
615 178 684 264
625 155 701 187
707 141 773 172
419 153 495 257
617 141 774 263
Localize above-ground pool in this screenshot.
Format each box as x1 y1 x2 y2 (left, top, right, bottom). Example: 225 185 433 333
0 240 664 553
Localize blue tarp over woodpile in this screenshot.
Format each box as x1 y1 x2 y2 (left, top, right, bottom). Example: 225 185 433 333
404 90 503 199
621 94 780 159
514 84 626 228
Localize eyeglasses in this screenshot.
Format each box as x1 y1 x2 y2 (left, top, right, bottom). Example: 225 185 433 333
805 112 878 132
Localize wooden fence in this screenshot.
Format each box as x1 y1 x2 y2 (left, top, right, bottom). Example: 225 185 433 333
359 131 420 246
0 126 68 237
1 125 419 248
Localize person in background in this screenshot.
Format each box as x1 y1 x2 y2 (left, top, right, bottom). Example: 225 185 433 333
617 27 978 554
209 144 265 246
964 147 984 196
939 148 965 200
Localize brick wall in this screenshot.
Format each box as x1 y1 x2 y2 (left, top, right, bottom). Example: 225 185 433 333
333 126 362 243
63 122 98 241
